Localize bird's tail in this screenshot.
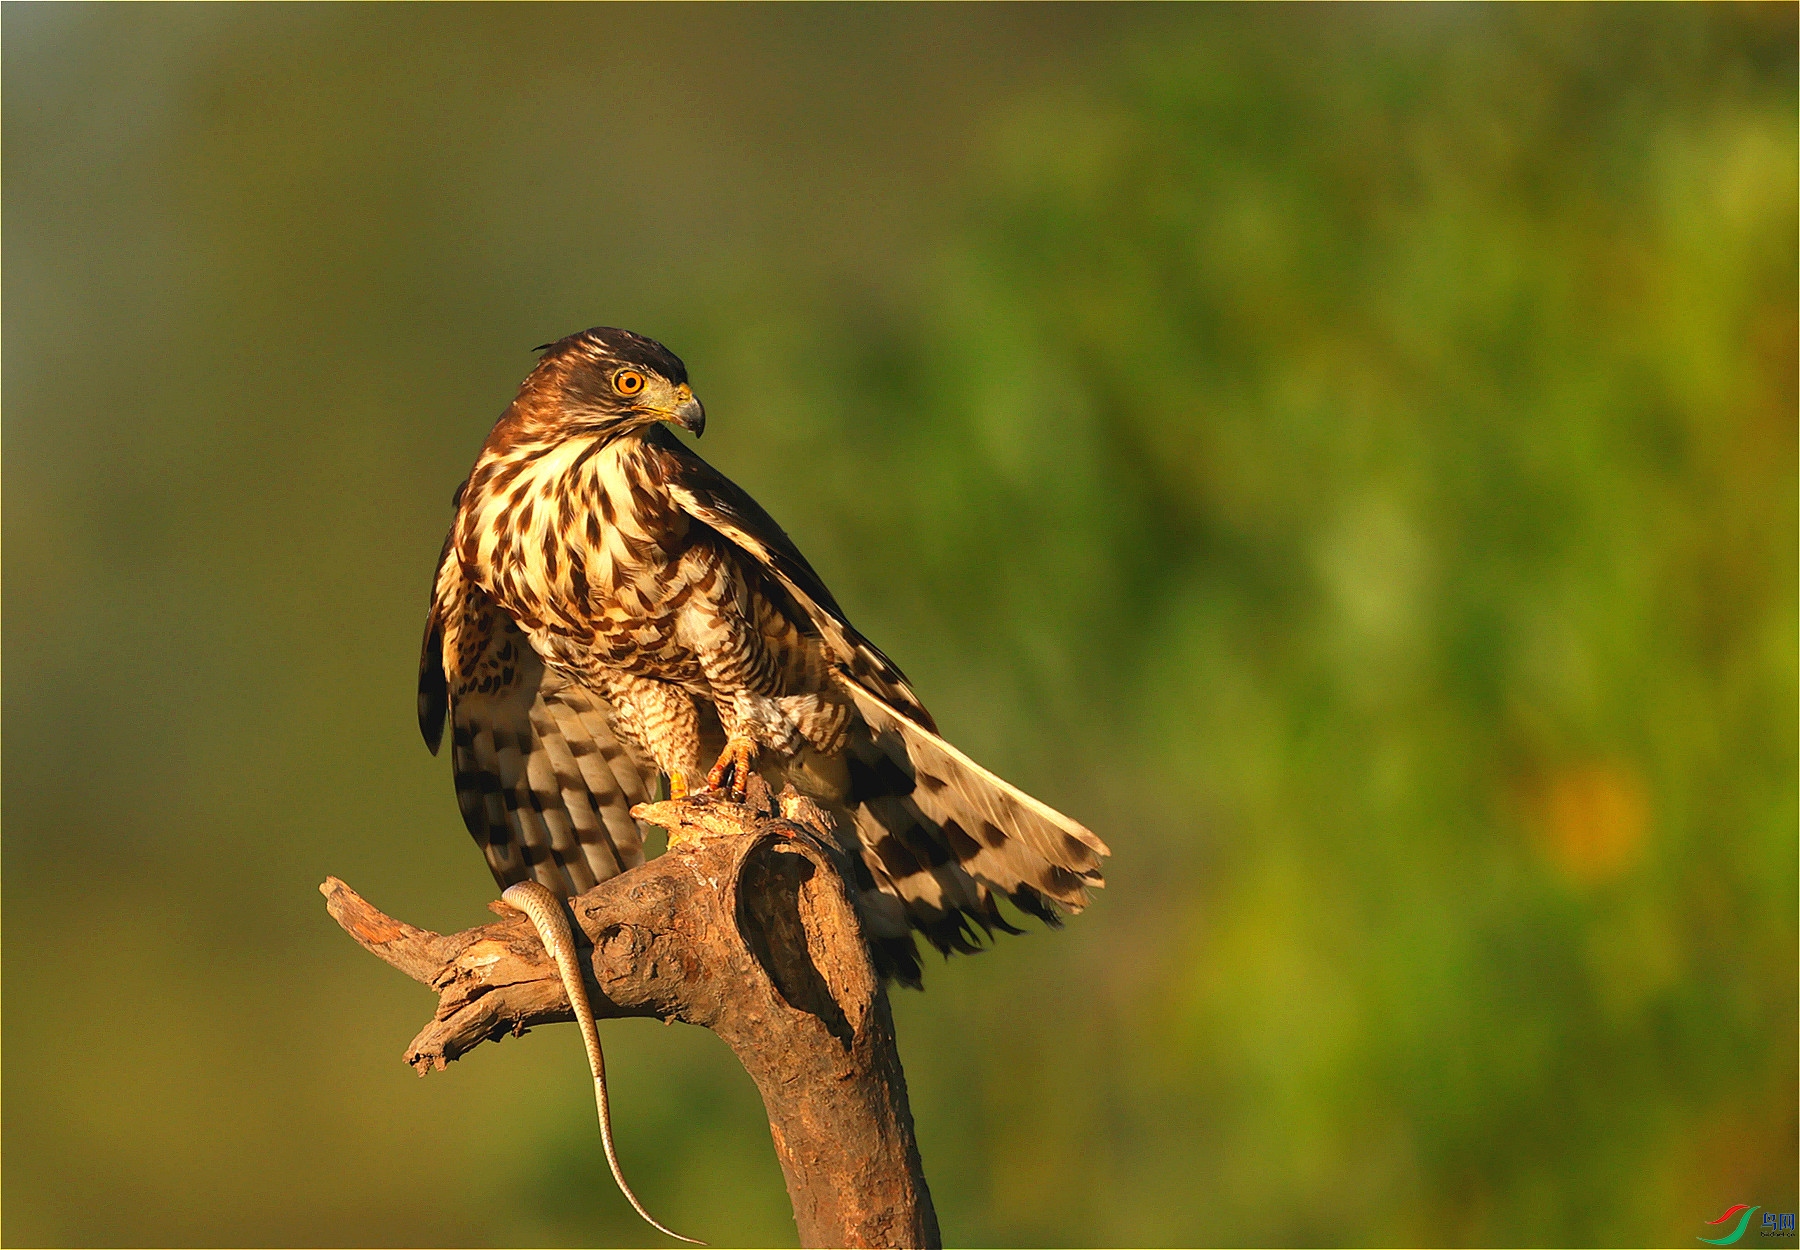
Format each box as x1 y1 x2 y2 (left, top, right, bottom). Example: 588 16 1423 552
451 664 655 897
830 682 1109 985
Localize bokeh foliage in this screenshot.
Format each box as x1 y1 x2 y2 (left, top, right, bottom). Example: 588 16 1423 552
4 6 1793 1247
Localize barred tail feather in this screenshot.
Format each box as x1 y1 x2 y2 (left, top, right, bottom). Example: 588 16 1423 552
535 680 655 873
426 551 658 898
835 682 1109 981
454 680 654 896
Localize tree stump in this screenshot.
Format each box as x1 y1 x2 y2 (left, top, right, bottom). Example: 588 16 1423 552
323 788 941 1250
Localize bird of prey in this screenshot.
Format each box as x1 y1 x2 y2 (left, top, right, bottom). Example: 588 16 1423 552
419 327 1108 988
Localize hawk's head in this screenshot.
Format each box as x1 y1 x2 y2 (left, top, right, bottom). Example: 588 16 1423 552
530 327 706 439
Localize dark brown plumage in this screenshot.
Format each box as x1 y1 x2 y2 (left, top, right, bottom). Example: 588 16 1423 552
420 327 1107 985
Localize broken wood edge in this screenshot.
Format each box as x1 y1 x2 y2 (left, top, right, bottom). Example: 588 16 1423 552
320 802 785 1071
323 792 941 1248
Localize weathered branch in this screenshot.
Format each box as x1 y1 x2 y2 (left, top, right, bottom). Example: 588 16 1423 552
323 789 940 1250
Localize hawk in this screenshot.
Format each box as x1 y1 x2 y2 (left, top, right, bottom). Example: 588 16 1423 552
419 327 1108 986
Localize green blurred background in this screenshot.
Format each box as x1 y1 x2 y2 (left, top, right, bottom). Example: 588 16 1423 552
5 5 1794 1246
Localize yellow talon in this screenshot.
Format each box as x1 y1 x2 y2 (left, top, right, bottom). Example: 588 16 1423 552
705 736 759 801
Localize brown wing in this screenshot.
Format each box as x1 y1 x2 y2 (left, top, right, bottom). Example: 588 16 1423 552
420 538 657 895
647 427 934 728
651 432 1108 985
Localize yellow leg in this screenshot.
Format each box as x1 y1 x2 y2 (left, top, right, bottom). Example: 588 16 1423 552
668 770 689 801
705 736 759 801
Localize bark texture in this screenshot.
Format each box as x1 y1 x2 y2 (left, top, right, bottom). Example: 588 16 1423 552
323 788 940 1250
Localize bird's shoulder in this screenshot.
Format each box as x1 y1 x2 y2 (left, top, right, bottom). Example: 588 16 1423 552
638 427 848 614
639 428 936 730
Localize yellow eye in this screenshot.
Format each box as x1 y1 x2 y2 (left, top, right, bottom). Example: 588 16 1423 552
613 369 646 397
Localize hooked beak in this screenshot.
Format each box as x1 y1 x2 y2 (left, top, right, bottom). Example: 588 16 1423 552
670 392 706 437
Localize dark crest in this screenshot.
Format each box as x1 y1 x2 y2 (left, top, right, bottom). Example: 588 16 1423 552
534 327 689 386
